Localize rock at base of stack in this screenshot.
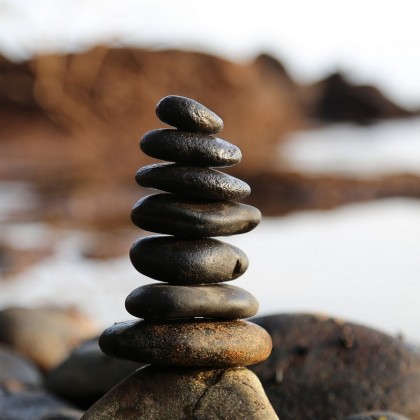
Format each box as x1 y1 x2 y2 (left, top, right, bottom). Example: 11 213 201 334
82 366 278 420
82 96 277 419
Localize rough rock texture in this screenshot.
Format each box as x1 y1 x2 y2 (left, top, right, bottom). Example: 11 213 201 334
135 163 251 200
0 307 98 370
131 193 261 237
82 366 278 419
251 313 420 420
140 129 241 167
46 337 143 408
125 283 259 320
99 319 272 366
129 236 248 284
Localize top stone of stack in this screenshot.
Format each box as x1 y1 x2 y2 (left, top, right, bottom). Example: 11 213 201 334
156 95 224 134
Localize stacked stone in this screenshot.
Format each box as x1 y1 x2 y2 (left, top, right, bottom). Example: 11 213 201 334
83 96 277 419
99 95 272 368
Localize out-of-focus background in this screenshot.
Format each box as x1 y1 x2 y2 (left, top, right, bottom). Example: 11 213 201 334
1 0 419 341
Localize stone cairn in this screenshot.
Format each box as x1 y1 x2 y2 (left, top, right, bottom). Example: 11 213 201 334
83 96 278 419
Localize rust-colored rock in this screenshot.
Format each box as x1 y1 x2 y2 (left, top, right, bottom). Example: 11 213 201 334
100 319 272 367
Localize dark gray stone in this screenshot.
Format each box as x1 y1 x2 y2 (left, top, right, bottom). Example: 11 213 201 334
125 283 259 320
345 412 411 420
135 163 251 200
140 129 241 167
251 313 420 420
0 388 76 420
155 95 224 134
82 366 278 419
129 236 248 284
131 193 261 237
99 319 272 367
0 344 43 388
46 337 143 408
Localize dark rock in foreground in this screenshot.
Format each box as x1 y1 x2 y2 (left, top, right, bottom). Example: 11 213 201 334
46 337 143 409
251 313 420 420
82 366 278 419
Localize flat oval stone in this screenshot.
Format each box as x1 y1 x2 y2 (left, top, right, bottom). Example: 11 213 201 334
125 284 259 320
156 95 224 134
129 236 248 284
135 163 251 200
140 129 241 167
131 193 261 237
99 319 272 367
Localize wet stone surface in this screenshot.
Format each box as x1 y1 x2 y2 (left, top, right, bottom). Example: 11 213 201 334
155 95 224 134
131 193 261 237
82 366 278 420
135 163 251 200
129 235 248 284
99 319 272 367
140 129 241 167
125 283 259 320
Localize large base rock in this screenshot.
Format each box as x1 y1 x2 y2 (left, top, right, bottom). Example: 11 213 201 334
82 365 278 419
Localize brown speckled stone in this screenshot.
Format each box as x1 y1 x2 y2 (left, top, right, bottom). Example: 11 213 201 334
82 366 278 420
135 163 251 200
125 283 259 320
155 95 224 134
99 319 272 367
251 313 420 420
131 193 261 237
140 129 240 167
129 236 248 284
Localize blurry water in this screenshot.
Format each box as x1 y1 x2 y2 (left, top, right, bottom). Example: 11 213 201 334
281 118 420 176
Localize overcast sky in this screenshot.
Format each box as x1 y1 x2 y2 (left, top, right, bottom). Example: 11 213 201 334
0 0 419 108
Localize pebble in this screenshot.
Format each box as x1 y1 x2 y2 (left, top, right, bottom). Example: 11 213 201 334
155 95 224 134
131 193 261 237
46 337 143 409
140 129 241 167
99 319 272 367
82 366 278 420
251 313 420 419
135 163 251 200
130 236 248 284
0 307 98 370
125 283 259 320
